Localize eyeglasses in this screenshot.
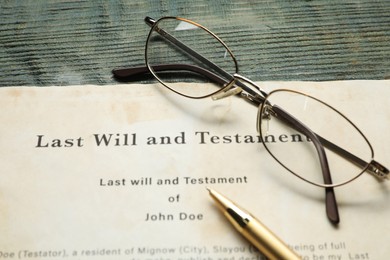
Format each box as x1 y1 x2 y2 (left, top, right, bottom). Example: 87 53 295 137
113 16 389 224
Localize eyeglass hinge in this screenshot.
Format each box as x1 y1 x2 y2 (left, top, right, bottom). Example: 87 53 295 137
368 160 389 180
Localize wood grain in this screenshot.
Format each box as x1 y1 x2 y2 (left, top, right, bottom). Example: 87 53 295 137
0 0 389 86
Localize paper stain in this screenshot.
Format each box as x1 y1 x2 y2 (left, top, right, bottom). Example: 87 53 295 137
7 88 22 99
122 103 142 125
110 100 174 126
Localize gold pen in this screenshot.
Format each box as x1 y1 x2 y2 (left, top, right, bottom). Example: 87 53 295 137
207 188 301 260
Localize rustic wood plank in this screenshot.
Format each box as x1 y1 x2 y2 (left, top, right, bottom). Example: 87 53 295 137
0 0 389 86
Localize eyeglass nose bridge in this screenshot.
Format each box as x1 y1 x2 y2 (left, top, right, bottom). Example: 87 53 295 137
211 74 268 106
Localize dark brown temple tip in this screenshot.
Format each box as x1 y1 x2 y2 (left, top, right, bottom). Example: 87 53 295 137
112 67 149 78
326 188 340 225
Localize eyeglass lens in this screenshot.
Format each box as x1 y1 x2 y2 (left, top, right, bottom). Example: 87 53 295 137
146 18 237 98
258 89 373 187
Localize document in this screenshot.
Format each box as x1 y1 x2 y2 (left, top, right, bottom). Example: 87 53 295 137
0 81 389 259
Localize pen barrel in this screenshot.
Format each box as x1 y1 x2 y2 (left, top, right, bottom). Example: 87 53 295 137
242 219 301 260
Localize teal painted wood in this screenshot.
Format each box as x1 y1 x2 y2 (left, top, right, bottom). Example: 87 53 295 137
0 0 389 86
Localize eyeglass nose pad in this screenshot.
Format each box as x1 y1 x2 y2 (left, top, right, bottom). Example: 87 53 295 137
211 80 243 101
211 86 243 100
256 104 272 134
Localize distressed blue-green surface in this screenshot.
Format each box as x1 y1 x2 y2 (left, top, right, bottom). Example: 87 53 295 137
0 0 389 86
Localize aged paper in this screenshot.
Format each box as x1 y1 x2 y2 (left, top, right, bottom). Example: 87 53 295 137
0 81 389 260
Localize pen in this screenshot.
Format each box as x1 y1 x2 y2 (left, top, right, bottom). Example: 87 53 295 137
207 188 301 260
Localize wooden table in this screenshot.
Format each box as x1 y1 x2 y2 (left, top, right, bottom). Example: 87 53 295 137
1 1 389 86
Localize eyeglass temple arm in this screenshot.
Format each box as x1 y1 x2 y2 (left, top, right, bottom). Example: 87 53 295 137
271 103 388 179
112 63 389 180
271 105 340 224
270 102 389 180
112 64 228 86
317 136 388 179
274 102 388 179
